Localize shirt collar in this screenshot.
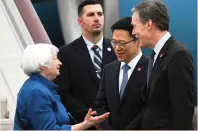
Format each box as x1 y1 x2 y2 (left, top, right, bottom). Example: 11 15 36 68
120 51 143 70
83 35 103 51
153 32 171 55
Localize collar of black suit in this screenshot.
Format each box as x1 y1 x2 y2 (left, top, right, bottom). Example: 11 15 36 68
76 36 115 64
75 36 115 86
76 35 112 50
120 51 143 70
82 35 103 51
113 54 148 71
153 32 171 57
157 36 175 53
110 55 148 106
148 36 175 86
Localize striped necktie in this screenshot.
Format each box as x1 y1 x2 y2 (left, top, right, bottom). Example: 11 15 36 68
92 45 102 79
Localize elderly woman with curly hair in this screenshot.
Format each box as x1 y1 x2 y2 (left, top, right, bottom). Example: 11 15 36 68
14 43 109 130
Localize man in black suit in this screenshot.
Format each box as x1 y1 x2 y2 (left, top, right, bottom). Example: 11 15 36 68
54 0 117 124
131 0 195 130
96 17 148 130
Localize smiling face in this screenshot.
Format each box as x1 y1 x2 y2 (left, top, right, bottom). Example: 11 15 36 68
78 4 104 34
40 51 62 81
131 12 152 48
112 29 140 63
48 55 62 79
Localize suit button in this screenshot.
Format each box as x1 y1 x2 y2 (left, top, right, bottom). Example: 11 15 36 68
117 113 120 117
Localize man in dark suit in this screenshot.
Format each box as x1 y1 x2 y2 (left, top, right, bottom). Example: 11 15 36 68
54 0 117 124
131 0 195 130
96 17 148 130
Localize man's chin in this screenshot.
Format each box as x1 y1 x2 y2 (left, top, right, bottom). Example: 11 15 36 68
92 30 102 35
117 57 124 62
93 28 103 32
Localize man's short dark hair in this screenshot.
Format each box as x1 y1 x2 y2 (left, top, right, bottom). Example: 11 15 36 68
78 0 102 17
133 0 169 31
111 17 133 37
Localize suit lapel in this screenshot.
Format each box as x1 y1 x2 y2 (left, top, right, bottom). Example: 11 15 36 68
75 36 99 86
148 53 166 86
147 36 174 90
102 38 116 69
119 55 148 107
110 61 121 106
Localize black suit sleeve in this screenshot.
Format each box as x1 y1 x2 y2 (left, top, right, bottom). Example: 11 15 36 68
54 49 88 123
168 50 195 129
95 66 113 130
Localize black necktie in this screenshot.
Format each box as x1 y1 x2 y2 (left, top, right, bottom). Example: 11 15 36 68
147 50 156 84
92 45 102 79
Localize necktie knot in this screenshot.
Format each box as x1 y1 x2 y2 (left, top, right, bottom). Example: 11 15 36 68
92 45 100 52
122 64 130 72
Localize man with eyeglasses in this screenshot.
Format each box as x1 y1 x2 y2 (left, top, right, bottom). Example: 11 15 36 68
95 17 148 130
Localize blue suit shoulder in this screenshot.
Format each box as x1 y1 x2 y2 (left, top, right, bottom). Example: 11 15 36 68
18 78 52 103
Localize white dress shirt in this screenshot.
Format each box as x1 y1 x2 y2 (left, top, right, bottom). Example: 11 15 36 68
83 35 103 62
119 51 143 93
153 32 171 64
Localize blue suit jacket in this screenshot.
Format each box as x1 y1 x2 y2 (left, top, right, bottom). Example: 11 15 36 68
14 73 71 130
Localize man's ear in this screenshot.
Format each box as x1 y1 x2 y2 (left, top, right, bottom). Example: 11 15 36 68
147 19 153 31
77 18 83 27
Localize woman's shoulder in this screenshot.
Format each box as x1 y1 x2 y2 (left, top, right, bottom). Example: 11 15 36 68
19 78 53 100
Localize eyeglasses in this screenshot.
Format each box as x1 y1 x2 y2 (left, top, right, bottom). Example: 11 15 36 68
111 37 138 49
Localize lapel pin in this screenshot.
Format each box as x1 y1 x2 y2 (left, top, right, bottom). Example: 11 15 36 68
107 47 111 52
160 53 164 58
137 67 142 71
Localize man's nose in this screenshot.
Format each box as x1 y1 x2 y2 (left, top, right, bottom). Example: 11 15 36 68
132 29 136 35
94 14 100 21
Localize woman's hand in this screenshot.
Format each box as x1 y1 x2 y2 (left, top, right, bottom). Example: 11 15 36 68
83 108 110 127
71 108 110 130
